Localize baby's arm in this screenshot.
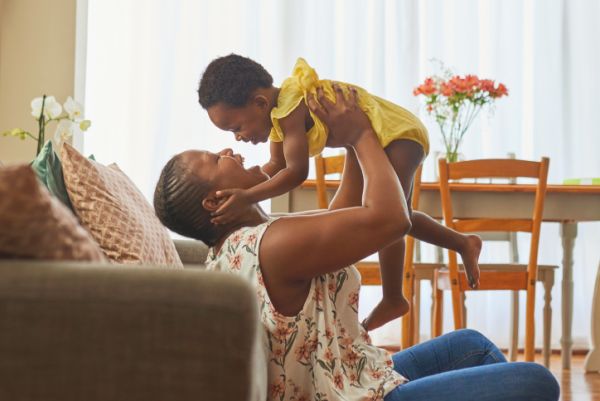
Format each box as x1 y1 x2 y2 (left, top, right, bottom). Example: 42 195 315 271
211 103 310 225
261 141 286 178
245 102 310 202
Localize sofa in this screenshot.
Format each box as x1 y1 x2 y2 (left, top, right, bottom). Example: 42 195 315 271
0 239 267 401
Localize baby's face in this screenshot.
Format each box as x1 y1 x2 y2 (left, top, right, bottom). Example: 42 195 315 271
207 101 272 145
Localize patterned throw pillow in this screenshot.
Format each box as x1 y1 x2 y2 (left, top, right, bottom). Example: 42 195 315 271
61 143 183 267
0 164 107 261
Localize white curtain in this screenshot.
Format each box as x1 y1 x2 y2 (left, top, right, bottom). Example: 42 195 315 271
84 0 600 349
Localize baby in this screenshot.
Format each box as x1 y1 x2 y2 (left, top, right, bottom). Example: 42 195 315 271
197 54 481 330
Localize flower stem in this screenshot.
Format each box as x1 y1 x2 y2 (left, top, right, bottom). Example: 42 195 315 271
24 131 39 141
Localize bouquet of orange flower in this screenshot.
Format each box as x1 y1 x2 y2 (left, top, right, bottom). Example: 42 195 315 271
414 70 508 162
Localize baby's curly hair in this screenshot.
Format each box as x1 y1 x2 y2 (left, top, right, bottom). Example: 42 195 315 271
198 54 273 109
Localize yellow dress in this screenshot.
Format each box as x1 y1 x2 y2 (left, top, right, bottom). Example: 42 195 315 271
269 58 430 157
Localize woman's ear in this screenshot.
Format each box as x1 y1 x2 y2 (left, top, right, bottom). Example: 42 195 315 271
201 191 225 212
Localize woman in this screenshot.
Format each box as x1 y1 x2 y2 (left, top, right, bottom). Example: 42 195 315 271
154 88 559 401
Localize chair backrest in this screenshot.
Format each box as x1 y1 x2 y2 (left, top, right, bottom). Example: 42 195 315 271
314 152 423 211
475 152 518 261
315 154 345 209
438 157 550 275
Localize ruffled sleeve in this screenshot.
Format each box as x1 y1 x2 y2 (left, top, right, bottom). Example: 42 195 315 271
269 58 320 143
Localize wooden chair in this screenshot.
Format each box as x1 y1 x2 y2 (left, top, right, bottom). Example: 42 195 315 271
412 186 555 363
433 157 556 363
315 153 439 349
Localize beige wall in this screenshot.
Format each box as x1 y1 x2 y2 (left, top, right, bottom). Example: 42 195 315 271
0 0 77 164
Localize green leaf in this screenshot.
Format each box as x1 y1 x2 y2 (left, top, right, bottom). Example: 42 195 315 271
316 359 330 372
284 330 298 358
356 357 367 380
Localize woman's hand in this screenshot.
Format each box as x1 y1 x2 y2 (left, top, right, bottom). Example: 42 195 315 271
210 188 253 225
307 84 373 147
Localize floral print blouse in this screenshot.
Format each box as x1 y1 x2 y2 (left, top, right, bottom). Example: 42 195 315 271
206 219 407 401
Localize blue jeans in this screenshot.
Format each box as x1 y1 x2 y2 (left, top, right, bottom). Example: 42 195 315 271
385 329 559 401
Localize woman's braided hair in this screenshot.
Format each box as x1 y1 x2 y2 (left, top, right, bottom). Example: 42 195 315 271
153 154 220 246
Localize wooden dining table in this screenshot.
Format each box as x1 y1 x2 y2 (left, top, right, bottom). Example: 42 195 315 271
272 180 600 370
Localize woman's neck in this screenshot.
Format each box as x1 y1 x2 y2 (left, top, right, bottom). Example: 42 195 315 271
213 205 270 252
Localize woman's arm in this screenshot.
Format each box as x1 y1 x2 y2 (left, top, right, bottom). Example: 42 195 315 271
327 146 363 210
260 86 411 281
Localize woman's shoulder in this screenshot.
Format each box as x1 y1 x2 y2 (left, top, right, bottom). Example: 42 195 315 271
207 219 276 265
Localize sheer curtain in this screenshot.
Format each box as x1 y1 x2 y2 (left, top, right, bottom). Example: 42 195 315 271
84 0 600 349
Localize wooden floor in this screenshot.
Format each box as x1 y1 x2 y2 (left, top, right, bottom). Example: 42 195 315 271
546 353 600 401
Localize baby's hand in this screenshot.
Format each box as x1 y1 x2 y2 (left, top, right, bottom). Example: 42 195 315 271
307 84 373 147
211 188 253 225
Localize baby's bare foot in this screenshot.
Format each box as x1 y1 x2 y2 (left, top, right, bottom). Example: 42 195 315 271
460 234 482 289
362 297 409 331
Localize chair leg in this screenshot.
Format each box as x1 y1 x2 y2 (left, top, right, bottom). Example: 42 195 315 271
413 278 421 344
461 292 467 327
430 280 437 339
509 290 519 362
432 278 443 337
401 313 411 350
401 272 414 349
543 274 554 368
525 280 537 361
451 284 464 329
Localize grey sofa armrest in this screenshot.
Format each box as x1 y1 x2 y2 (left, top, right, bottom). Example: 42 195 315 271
173 239 209 266
0 262 265 401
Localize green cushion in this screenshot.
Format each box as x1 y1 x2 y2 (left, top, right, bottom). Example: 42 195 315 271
31 141 73 210
31 141 96 211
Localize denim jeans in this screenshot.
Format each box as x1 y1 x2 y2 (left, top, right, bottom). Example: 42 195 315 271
384 329 560 401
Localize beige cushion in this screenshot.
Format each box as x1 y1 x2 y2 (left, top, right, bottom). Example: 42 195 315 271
0 164 106 261
61 144 182 267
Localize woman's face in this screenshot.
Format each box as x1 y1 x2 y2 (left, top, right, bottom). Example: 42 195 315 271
180 148 269 192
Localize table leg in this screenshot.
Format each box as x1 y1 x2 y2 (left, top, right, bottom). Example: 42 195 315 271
560 222 577 369
584 261 600 372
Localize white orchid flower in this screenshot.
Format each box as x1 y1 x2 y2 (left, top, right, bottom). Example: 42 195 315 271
53 119 74 145
64 96 84 121
31 96 62 120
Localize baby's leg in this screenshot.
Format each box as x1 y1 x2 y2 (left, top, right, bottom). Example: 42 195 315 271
361 238 411 330
388 139 482 288
362 140 421 330
410 212 482 288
